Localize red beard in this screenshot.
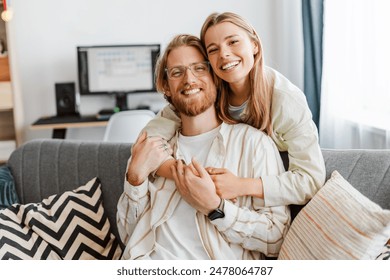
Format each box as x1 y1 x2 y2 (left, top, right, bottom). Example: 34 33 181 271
171 90 216 117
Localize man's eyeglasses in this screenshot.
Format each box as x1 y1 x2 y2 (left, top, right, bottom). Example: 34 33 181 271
165 61 210 80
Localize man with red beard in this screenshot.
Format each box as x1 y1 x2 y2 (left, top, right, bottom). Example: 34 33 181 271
116 34 290 260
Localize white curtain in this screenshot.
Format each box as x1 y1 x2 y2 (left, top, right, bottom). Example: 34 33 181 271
320 0 390 149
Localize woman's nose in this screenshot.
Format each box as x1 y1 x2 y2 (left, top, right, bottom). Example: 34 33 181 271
219 45 231 58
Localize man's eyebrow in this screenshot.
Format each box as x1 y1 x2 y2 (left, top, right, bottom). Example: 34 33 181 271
206 34 239 49
167 61 204 68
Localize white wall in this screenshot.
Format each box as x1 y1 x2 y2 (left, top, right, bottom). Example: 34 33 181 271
6 0 303 143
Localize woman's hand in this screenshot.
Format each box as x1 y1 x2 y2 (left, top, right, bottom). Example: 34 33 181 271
127 131 172 185
207 167 264 199
206 167 244 200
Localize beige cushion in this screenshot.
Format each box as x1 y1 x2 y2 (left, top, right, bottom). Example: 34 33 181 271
278 171 390 260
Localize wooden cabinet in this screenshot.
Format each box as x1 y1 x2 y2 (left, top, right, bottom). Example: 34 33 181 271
0 56 10 81
0 4 17 164
0 57 16 164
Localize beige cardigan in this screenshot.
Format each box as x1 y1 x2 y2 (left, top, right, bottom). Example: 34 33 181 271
143 67 326 206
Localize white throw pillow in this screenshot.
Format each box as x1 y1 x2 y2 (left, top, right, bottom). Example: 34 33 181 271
278 171 390 260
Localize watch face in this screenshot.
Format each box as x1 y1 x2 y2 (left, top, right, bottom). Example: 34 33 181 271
208 209 225 221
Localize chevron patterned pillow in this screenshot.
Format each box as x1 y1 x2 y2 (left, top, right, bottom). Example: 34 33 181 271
376 244 390 260
0 177 122 260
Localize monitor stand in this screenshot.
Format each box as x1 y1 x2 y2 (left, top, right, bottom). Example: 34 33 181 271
96 93 128 120
115 92 128 111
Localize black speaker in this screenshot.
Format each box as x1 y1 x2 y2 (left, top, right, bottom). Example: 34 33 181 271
55 82 79 116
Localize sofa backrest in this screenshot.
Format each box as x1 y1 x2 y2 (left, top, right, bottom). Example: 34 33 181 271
7 140 390 239
321 148 390 210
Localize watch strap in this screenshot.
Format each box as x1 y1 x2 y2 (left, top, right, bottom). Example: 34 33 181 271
207 198 225 221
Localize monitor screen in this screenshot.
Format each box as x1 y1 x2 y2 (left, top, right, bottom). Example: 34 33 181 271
77 44 160 96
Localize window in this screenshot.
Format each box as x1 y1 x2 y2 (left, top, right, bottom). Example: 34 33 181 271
320 0 390 148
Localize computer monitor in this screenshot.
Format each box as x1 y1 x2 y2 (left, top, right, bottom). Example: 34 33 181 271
77 44 160 111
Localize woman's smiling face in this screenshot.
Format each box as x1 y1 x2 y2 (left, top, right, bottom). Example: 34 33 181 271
204 21 258 86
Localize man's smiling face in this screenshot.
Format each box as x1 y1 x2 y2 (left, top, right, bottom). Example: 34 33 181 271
165 46 217 117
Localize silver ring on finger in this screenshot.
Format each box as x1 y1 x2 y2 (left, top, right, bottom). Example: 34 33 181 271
160 144 168 153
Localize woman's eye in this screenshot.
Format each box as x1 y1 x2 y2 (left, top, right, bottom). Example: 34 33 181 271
229 40 239 45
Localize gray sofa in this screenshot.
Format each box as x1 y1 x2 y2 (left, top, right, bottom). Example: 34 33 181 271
6 139 390 247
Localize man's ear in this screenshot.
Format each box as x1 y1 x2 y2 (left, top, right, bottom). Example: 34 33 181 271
163 84 171 96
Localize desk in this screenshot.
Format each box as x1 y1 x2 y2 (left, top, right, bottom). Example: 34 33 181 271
31 115 108 138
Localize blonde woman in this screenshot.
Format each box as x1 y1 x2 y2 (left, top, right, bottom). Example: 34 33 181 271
142 12 325 207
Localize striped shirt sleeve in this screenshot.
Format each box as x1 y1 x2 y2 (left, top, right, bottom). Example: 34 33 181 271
211 129 290 256
116 159 150 245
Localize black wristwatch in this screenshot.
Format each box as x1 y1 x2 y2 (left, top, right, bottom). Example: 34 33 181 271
207 199 225 221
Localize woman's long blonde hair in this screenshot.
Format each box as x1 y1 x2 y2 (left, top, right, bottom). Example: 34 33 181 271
200 12 274 135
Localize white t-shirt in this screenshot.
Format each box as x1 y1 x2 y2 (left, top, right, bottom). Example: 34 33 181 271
150 125 221 259
178 125 221 165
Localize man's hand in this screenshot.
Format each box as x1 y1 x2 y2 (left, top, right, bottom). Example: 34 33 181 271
171 158 220 215
127 131 172 185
